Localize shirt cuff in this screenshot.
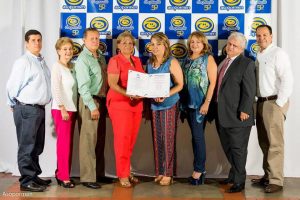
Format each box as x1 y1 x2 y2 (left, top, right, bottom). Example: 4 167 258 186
88 101 97 111
276 98 287 107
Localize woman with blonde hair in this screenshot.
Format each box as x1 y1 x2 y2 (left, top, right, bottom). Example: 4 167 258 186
147 32 183 186
51 37 77 188
180 31 217 185
106 31 144 188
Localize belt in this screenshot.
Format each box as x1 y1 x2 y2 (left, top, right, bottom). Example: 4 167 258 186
257 95 277 102
92 95 106 101
15 100 45 109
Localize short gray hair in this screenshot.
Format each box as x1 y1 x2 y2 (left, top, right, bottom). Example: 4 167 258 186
228 32 247 49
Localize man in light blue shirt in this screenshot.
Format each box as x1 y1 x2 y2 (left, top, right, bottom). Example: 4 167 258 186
6 30 51 192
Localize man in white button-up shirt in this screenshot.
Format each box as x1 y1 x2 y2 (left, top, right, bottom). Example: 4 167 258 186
6 30 51 192
252 25 293 193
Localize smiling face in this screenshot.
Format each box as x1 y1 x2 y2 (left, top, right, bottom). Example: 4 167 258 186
150 37 166 57
189 35 204 56
256 26 272 51
26 34 42 56
57 42 73 63
83 30 99 53
118 36 134 56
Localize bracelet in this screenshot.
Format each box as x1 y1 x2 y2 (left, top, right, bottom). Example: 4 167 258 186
206 98 211 102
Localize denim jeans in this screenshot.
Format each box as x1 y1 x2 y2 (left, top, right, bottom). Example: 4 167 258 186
186 108 206 173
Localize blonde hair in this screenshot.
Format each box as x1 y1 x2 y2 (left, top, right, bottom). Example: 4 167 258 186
55 37 74 51
149 32 171 65
187 31 211 56
116 31 136 46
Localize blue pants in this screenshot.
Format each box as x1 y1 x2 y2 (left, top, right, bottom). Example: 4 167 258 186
186 108 206 173
13 104 45 185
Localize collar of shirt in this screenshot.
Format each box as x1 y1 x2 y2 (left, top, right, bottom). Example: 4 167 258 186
82 46 103 58
26 50 44 61
259 43 275 54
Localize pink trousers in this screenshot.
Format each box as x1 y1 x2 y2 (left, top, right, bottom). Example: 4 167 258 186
51 109 76 181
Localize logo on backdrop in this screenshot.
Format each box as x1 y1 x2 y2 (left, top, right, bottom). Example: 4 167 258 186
72 42 82 58
168 0 191 11
195 17 216 36
115 0 138 10
195 0 215 11
90 17 111 35
65 15 82 36
142 0 164 11
141 17 161 37
220 0 244 11
250 17 267 36
90 0 110 11
250 42 259 58
117 16 134 32
170 43 188 59
99 41 108 55
63 0 86 9
169 16 187 37
222 16 240 31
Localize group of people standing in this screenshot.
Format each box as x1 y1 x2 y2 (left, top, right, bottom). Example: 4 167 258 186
6 24 293 194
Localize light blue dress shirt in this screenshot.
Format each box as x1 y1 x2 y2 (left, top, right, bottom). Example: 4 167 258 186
6 51 51 107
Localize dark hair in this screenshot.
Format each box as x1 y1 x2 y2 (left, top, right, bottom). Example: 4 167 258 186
83 28 99 38
256 24 272 34
25 30 42 42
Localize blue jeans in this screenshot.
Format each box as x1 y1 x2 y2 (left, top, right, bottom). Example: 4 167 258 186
186 108 206 173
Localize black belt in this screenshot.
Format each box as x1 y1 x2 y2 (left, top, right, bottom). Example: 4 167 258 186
92 95 106 101
257 95 277 102
15 100 45 109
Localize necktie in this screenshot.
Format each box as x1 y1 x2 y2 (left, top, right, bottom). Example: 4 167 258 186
216 58 231 101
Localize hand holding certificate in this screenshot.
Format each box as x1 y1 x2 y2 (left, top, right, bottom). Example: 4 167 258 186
126 70 170 98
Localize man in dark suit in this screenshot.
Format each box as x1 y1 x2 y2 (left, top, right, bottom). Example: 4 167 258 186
214 32 256 193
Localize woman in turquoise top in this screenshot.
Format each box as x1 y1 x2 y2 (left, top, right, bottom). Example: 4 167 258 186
147 32 183 186
180 31 217 185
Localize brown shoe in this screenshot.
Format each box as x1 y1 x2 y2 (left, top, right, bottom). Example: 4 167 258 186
251 177 269 186
264 184 283 193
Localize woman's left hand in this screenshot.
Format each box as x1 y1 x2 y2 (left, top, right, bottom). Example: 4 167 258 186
199 102 209 115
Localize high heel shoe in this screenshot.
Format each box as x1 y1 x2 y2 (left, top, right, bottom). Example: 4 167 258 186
56 177 75 188
189 172 206 185
129 175 139 184
159 177 173 186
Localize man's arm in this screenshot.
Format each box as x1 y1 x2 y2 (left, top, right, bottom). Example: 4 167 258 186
6 58 27 107
239 59 256 115
275 50 293 107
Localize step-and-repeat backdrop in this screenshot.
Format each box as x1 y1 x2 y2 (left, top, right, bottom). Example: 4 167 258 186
60 0 272 63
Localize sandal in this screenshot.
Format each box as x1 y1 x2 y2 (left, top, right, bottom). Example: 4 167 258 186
119 178 132 188
154 175 163 183
159 176 173 186
129 175 139 184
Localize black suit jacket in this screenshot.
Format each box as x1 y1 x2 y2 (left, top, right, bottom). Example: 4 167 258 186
213 54 256 128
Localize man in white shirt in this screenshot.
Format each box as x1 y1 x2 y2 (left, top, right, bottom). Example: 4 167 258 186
6 30 52 192
252 25 293 193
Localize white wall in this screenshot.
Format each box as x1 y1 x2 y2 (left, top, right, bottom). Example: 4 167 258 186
1 0 299 178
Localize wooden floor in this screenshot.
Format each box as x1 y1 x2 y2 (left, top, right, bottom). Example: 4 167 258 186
0 173 299 200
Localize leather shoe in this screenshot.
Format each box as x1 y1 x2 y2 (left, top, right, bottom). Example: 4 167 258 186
226 183 245 193
82 182 101 189
265 184 283 193
219 178 234 185
97 176 114 184
251 177 269 186
20 182 46 192
34 177 52 186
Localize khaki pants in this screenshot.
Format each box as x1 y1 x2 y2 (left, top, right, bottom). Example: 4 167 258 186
256 100 289 186
78 97 103 182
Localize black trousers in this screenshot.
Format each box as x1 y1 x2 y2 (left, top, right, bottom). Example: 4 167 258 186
13 104 45 185
216 119 251 185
